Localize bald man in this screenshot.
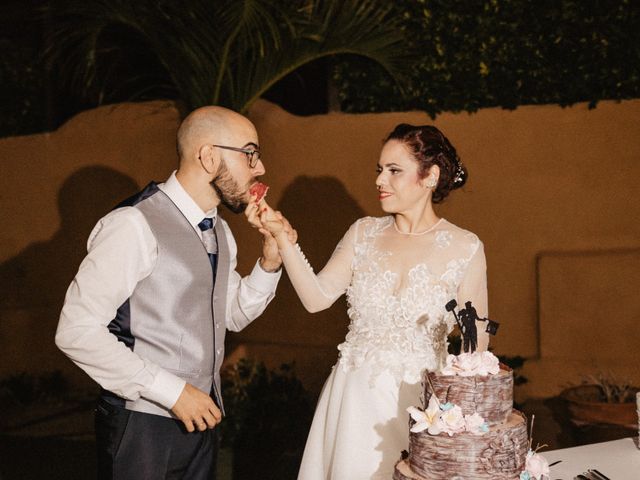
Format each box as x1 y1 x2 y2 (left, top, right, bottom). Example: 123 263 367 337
56 107 290 479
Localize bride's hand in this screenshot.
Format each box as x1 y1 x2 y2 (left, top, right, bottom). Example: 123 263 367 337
258 204 297 245
245 196 297 244
277 213 298 245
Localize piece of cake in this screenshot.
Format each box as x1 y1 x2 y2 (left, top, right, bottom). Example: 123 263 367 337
249 181 269 203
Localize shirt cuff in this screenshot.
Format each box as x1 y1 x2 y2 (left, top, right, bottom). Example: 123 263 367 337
142 368 186 410
250 259 282 290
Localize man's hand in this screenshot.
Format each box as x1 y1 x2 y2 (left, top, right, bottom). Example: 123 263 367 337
245 197 298 271
246 199 296 242
259 208 298 272
244 195 264 230
171 383 222 433
259 233 282 272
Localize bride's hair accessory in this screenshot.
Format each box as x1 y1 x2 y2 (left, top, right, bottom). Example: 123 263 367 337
453 160 465 184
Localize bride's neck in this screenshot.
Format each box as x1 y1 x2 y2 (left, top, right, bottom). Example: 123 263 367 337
393 206 440 235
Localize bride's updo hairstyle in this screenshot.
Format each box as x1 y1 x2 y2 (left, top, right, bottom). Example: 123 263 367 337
385 124 467 204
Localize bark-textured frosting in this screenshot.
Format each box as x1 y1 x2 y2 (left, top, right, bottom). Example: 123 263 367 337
423 365 514 426
393 365 528 480
407 411 527 479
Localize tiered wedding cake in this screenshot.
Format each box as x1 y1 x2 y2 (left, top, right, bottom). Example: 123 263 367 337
393 301 549 480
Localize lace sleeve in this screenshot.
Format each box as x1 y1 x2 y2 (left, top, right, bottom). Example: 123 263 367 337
457 240 490 351
278 221 357 313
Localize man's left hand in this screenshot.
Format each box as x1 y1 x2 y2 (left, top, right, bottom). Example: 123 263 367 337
259 232 281 272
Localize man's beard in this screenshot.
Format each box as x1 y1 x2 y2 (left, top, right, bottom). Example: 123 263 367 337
210 160 250 214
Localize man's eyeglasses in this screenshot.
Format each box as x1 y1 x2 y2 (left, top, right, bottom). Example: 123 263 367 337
212 144 261 168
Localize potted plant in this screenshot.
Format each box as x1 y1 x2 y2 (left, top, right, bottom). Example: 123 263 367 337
560 373 638 444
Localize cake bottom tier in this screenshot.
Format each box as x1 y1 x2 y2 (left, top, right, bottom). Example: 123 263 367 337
394 410 528 480
393 459 522 480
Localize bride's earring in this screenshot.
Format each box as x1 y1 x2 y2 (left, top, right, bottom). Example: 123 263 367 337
426 176 437 189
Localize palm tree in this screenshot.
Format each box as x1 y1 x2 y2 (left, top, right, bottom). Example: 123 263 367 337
45 0 411 115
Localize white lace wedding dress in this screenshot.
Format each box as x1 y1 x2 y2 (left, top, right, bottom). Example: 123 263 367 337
279 216 488 480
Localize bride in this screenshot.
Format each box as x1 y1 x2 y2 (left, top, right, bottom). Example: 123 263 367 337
252 124 490 479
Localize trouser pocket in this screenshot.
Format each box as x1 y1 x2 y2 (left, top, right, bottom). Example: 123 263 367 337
94 398 131 480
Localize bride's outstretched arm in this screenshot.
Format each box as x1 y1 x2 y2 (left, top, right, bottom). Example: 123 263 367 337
255 203 356 313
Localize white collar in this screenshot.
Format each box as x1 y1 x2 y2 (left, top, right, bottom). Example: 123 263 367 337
159 171 218 230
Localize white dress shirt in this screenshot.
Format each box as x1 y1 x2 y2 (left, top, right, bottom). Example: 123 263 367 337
56 171 280 410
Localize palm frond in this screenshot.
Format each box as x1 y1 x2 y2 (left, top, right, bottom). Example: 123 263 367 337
231 0 411 111
45 0 412 114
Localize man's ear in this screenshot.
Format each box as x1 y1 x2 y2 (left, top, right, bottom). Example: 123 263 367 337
199 144 219 175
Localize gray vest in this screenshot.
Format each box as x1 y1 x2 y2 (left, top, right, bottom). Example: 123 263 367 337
122 189 229 417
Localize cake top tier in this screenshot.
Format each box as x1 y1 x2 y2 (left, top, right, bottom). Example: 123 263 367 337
424 361 514 426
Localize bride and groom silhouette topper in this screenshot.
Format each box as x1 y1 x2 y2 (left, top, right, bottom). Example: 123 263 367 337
445 299 499 353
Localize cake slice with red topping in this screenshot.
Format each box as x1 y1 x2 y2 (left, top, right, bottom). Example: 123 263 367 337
249 181 269 203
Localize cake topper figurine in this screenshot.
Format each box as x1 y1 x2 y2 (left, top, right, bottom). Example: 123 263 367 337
445 299 499 353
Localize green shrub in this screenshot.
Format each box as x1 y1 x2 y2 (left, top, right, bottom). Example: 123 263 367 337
219 359 314 479
0 39 48 137
220 359 313 449
0 370 70 407
334 0 640 116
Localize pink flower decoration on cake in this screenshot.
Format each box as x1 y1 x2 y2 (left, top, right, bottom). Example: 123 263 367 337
437 404 466 436
440 354 459 375
455 352 482 376
407 398 490 437
522 451 550 480
464 412 489 435
440 351 500 376
478 351 500 375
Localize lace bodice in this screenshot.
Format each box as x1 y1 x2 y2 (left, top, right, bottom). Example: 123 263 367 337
280 216 488 384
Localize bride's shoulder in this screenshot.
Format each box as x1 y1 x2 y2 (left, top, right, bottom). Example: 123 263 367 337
353 215 393 227
340 216 392 243
351 215 393 234
438 219 483 249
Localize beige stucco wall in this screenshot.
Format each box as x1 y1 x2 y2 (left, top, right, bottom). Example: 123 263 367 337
1 99 638 399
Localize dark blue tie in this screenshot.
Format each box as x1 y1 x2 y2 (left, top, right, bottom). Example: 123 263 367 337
198 219 222 409
198 218 218 276
198 217 214 232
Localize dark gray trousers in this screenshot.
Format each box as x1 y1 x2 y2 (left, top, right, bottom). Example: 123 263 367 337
95 399 218 480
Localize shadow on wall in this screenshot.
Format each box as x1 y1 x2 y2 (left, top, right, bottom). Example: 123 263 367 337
277 175 366 268
0 166 139 375
231 175 366 375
